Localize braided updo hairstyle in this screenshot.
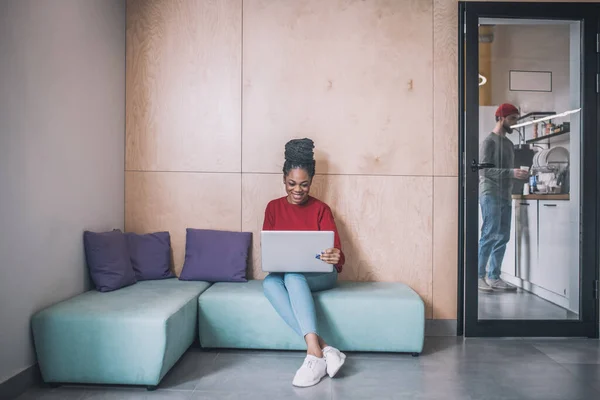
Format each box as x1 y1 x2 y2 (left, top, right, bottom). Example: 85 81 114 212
282 138 316 179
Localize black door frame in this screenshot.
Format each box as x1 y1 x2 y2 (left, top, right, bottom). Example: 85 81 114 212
458 1 600 337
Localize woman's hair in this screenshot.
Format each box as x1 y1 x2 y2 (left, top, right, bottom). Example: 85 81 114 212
283 138 316 179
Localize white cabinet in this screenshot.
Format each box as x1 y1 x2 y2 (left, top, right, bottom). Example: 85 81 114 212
514 200 538 283
537 201 571 297
502 198 572 308
500 200 518 276
490 197 573 306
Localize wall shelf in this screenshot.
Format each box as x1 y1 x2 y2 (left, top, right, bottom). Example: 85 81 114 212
526 130 570 144
518 112 557 121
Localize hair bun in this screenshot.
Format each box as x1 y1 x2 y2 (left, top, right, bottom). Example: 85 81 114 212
284 138 314 164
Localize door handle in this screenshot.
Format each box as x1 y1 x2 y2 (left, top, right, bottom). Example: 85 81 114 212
543 204 557 207
470 159 495 172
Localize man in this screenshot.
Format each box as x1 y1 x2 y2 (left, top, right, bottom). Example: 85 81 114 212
478 103 528 292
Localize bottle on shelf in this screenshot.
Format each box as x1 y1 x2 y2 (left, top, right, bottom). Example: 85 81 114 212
529 167 537 194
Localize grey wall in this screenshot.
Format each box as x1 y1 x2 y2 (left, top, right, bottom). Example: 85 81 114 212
491 24 571 116
0 0 125 384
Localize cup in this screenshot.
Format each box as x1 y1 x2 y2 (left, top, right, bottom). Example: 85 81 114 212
520 166 529 172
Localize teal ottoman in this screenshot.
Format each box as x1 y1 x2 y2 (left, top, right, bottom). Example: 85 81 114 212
198 280 424 354
32 279 211 388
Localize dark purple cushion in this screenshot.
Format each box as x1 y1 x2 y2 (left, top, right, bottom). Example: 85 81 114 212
83 230 136 292
179 228 251 282
125 231 175 281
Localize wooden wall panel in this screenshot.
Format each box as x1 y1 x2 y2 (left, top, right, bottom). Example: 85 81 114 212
433 177 458 319
242 0 433 176
433 0 458 177
241 174 287 280
126 0 242 172
125 0 465 321
242 173 434 317
125 171 241 275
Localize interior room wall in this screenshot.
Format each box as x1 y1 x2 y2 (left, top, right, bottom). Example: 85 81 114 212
479 23 571 146
490 24 570 117
0 0 126 386
125 0 458 320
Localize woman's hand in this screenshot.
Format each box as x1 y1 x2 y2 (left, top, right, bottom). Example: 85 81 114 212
320 248 341 265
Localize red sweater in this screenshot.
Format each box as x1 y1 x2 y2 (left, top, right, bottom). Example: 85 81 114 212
262 196 345 273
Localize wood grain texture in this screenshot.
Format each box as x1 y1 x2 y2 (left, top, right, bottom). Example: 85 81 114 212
433 0 458 176
242 0 433 176
242 173 434 317
125 171 241 275
126 0 242 172
433 177 458 319
241 174 287 280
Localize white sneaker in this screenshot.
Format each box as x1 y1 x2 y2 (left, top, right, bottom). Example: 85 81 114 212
478 278 493 292
323 346 346 377
486 277 517 291
292 355 327 387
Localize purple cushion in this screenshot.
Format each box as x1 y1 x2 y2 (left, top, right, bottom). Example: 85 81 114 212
179 228 251 282
125 231 175 281
83 229 136 292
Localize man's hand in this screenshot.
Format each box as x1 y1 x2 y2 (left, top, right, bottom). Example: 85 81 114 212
320 248 341 265
513 169 528 180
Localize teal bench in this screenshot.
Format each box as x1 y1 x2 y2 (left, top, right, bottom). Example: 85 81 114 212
31 278 425 390
198 280 425 354
31 279 210 389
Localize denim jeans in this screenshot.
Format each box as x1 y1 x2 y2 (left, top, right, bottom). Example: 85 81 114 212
478 195 512 279
263 271 338 337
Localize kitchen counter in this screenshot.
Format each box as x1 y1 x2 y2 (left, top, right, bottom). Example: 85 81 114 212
512 194 570 201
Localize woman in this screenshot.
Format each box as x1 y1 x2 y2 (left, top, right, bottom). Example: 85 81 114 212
262 138 346 388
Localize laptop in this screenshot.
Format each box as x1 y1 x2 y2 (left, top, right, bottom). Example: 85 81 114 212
261 231 335 273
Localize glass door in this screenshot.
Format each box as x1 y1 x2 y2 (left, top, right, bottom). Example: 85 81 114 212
459 2 599 337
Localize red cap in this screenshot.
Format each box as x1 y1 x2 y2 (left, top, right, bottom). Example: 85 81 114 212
495 103 519 118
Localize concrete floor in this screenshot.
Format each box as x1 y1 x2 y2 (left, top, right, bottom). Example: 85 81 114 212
479 289 579 320
16 337 600 400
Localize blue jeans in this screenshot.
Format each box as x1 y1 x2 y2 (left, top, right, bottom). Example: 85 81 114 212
478 195 512 279
263 271 338 337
